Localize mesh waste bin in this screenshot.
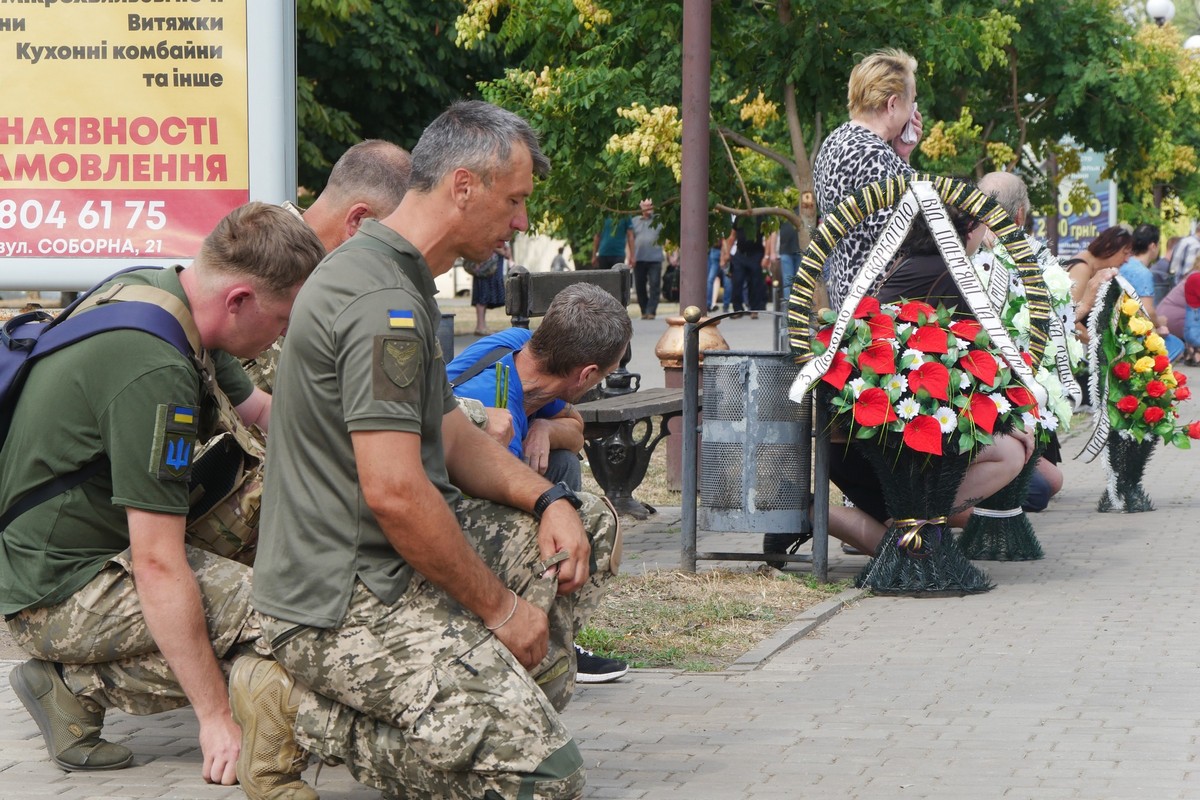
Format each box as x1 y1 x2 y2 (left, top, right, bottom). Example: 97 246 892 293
699 350 807 533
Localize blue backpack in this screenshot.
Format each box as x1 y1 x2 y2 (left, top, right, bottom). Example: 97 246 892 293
0 267 199 530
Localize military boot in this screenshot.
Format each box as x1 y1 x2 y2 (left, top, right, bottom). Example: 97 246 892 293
9 658 134 771
229 655 317 800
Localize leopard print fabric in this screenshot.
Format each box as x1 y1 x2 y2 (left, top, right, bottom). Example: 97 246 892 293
813 122 914 311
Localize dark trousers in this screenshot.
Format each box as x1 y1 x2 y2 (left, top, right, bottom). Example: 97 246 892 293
634 260 662 316
730 257 765 312
592 255 623 271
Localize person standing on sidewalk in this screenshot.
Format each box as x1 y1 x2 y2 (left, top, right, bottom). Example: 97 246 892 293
447 283 633 684
590 214 634 270
722 215 768 318
1 204 324 782
631 198 665 319
234 101 621 800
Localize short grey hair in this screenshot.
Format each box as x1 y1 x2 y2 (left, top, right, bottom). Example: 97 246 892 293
977 171 1031 223
410 100 550 192
529 283 632 376
324 139 411 216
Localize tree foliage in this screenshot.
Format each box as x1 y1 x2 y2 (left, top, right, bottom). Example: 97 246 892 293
454 0 1200 251
297 0 507 193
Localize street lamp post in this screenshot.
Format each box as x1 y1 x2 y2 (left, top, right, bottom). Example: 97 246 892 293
1147 0 1176 25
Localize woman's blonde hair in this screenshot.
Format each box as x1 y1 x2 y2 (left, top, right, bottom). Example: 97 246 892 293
847 48 917 117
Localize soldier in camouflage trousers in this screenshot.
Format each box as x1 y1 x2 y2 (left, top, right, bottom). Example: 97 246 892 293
242 102 618 800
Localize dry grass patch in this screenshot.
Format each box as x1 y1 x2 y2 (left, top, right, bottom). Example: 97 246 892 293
579 568 850 672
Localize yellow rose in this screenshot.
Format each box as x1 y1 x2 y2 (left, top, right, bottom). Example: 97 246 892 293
1128 316 1153 336
1133 356 1156 373
1163 371 1178 388
1145 333 1166 354
1121 297 1141 316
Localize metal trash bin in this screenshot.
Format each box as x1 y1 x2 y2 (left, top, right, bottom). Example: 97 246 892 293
699 350 807 533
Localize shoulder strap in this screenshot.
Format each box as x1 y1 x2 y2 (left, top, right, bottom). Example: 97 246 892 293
72 282 202 355
0 458 105 532
450 346 515 388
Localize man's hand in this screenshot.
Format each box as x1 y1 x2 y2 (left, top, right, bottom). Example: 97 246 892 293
536 500 592 595
483 407 515 447
523 419 554 474
489 595 550 670
199 713 241 785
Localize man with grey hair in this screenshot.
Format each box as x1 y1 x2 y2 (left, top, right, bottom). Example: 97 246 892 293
232 101 619 800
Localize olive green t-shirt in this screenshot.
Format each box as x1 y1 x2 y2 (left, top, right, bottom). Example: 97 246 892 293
0 267 253 614
254 220 459 629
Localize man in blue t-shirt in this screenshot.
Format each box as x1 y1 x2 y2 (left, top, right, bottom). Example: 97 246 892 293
447 283 632 490
590 215 634 271
1121 222 1183 361
447 284 634 683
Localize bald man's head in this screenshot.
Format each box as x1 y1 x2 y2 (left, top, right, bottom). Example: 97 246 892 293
977 171 1031 227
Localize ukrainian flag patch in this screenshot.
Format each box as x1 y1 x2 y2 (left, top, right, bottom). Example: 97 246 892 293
389 310 415 329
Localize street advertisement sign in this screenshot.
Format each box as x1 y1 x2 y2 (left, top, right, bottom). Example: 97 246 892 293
0 2 294 289
1030 147 1118 258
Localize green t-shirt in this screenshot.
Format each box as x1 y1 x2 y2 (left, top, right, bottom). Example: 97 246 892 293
0 267 252 614
253 220 459 629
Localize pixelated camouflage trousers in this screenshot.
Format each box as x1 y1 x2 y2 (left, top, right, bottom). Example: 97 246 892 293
7 545 265 715
262 491 620 800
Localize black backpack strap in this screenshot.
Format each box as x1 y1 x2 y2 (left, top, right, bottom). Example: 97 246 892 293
0 457 106 531
450 346 515 388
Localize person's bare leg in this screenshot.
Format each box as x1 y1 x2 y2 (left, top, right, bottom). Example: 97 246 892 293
474 304 487 334
948 432 1029 527
828 506 886 556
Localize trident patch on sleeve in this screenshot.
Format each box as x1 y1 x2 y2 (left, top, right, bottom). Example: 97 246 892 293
150 403 199 481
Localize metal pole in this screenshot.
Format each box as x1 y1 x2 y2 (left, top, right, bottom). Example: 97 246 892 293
812 398 831 582
680 0 712 314
680 307 703 572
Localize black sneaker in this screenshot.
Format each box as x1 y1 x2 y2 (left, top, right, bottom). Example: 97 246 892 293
574 645 628 684
763 532 813 569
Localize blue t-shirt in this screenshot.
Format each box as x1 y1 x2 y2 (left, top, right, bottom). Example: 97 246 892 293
1120 258 1155 299
597 216 633 258
446 328 565 458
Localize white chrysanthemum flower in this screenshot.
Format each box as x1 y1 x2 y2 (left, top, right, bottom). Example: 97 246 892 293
960 371 972 390
881 303 901 316
1041 412 1060 432
901 348 925 369
991 394 1012 414
934 406 957 433
885 374 908 394
896 397 921 420
849 377 868 398
1022 411 1038 430
896 322 912 338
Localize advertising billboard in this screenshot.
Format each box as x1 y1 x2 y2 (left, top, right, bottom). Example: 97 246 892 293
0 2 294 290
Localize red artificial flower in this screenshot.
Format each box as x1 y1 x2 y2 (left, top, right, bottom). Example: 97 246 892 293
908 361 951 401
1176 386 1192 401
1154 355 1170 373
903 415 943 455
1144 406 1165 424
897 300 938 324
815 325 834 350
963 392 999 435
1020 352 1034 368
821 351 853 390
1005 386 1038 416
1146 380 1168 398
1177 372 1189 387
1116 395 1139 414
853 296 881 319
907 324 949 354
1112 361 1132 381
858 341 897 375
853 387 899 427
959 349 999 387
949 319 983 343
1188 421 1200 439
867 313 895 341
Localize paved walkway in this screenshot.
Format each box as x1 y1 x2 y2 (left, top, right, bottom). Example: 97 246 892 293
4 310 1199 798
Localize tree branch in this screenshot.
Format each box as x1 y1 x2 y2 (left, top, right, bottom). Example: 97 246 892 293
714 204 802 229
716 125 798 171
714 123 754 210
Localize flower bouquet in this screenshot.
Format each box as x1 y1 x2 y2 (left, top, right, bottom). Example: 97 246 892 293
1086 286 1200 512
813 298 1041 594
958 238 1074 561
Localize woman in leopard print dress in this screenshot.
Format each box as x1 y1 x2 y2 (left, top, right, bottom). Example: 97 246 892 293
814 48 923 311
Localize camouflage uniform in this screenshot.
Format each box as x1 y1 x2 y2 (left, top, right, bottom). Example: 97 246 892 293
6 546 267 715
261 491 620 800
243 336 283 394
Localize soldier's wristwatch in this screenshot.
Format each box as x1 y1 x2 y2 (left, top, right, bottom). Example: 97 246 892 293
533 481 583 520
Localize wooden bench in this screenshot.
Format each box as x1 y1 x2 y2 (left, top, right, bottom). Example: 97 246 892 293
575 387 691 520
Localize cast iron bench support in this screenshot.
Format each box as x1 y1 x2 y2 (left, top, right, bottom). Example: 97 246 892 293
575 388 688 520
